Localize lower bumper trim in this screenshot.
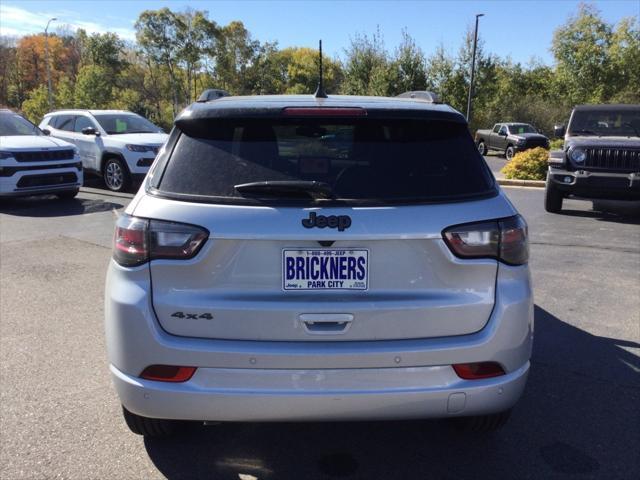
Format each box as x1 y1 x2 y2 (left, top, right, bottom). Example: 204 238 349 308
112 362 529 422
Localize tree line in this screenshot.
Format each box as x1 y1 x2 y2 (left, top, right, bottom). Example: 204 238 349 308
0 3 637 134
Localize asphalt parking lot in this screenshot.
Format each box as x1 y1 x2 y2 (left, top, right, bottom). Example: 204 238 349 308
1 186 639 480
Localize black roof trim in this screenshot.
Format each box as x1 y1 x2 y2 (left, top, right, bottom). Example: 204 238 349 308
176 94 465 128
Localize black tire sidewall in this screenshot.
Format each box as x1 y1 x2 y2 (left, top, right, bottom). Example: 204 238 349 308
544 175 564 213
478 141 486 155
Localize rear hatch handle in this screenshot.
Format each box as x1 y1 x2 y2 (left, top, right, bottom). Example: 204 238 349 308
299 313 353 335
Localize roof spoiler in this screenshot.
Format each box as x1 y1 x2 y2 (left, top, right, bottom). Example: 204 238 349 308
396 91 442 104
197 89 231 103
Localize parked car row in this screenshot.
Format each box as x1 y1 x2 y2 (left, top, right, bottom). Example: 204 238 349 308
0 109 167 198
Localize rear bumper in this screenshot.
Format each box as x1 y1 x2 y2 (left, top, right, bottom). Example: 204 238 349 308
105 260 533 421
549 167 640 200
112 361 529 421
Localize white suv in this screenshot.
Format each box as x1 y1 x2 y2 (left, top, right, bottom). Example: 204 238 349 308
1 109 82 199
40 110 168 192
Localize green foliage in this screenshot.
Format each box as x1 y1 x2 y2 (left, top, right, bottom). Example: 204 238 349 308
55 76 75 109
501 147 549 180
341 29 392 96
552 3 612 104
74 65 112 108
21 85 49 122
549 138 564 150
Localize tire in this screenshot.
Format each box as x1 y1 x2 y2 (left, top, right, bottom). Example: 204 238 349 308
56 189 79 200
505 145 515 161
122 406 177 437
450 409 511 432
544 178 564 213
103 157 131 192
477 141 487 156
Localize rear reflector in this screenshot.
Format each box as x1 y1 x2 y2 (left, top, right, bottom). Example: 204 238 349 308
453 362 505 380
282 107 367 117
140 365 197 382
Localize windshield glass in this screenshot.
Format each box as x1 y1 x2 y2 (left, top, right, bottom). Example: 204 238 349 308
509 124 536 134
568 109 640 136
0 112 42 136
157 118 495 205
92 113 162 135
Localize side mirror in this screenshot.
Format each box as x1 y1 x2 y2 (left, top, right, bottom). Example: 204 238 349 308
82 127 100 136
41 128 51 136
553 125 565 138
499 130 507 137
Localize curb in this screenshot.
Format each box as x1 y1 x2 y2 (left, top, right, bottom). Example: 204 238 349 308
497 179 545 188
80 187 135 199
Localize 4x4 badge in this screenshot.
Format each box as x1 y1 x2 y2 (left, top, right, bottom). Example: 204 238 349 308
302 212 351 231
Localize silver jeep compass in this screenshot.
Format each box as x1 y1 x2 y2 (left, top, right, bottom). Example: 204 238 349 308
105 93 533 436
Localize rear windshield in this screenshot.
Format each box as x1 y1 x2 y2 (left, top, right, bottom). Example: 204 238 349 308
156 118 495 205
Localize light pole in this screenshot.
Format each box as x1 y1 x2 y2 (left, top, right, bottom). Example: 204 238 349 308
466 13 484 125
44 17 57 111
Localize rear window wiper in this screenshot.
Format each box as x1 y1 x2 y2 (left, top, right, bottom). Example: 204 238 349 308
234 180 335 199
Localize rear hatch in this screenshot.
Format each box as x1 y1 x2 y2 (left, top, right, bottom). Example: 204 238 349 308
139 107 512 341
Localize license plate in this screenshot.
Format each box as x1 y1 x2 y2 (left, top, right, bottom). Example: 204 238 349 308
283 249 368 290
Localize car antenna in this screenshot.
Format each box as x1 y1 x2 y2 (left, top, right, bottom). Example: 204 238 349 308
313 40 328 99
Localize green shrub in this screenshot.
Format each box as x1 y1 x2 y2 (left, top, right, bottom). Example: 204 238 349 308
549 138 564 150
501 147 549 180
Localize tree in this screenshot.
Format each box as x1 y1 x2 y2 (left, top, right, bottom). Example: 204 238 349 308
214 21 261 94
84 32 127 81
135 8 184 115
341 29 392 96
174 10 218 102
552 3 613 104
391 30 427 94
74 65 112 108
279 47 342 94
15 34 67 105
21 85 49 122
608 17 640 102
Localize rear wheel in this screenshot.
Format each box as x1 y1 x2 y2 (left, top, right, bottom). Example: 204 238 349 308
56 189 79 200
505 145 515 161
544 179 564 213
477 141 487 155
103 157 131 192
122 406 177 437
451 409 511 432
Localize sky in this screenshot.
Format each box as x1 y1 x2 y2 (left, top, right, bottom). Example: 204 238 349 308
1 0 639 65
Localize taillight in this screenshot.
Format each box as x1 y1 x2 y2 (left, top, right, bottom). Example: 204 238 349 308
113 214 208 267
442 214 528 266
453 362 505 380
282 107 367 117
140 365 197 382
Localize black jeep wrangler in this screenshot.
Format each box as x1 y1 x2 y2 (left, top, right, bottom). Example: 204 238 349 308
545 104 640 213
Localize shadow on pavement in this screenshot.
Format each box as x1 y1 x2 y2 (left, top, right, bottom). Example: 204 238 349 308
555 199 640 225
0 196 123 217
143 305 640 480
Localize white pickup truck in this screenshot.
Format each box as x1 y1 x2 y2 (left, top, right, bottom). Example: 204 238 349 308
40 110 168 192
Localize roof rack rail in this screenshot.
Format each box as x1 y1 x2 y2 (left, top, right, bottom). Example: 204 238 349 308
396 91 442 104
197 89 231 103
